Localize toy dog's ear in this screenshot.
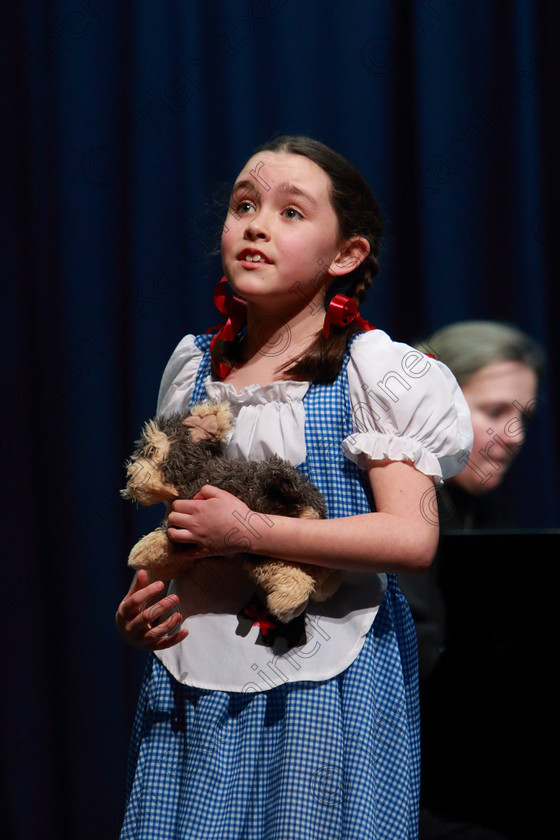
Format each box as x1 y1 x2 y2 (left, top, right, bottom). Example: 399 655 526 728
182 401 232 443
121 420 178 504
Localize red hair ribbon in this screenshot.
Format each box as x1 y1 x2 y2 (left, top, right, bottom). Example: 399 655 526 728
322 293 376 339
243 603 277 636
207 277 247 379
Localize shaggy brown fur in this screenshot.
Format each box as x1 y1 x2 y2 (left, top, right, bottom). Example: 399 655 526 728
122 401 344 622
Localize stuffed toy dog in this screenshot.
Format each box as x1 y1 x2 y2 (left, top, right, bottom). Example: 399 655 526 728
121 401 343 622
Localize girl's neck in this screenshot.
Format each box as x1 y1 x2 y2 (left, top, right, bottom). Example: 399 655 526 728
245 301 323 357
222 300 325 391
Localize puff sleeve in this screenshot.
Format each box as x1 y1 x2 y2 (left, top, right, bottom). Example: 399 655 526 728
342 330 473 484
156 335 203 415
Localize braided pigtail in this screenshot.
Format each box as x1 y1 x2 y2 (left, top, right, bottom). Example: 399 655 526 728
282 245 381 384
263 137 384 383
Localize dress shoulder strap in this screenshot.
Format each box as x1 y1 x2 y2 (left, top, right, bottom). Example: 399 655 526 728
301 339 373 519
190 334 214 404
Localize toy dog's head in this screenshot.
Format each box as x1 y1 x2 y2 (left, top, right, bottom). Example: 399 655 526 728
121 401 233 505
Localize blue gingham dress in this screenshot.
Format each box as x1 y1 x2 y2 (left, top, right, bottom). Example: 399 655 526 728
120 334 421 840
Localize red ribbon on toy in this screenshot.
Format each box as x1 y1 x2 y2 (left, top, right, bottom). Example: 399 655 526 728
207 277 247 379
243 603 277 636
322 293 376 339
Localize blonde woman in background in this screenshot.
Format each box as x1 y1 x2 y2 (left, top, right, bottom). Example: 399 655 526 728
400 320 545 840
420 321 544 526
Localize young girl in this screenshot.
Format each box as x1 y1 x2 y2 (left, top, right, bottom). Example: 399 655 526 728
116 136 473 840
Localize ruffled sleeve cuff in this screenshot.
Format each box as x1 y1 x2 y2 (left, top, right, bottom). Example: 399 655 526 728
156 334 203 416
343 432 445 482
343 330 473 484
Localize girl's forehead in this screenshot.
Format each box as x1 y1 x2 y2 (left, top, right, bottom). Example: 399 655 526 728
235 151 331 192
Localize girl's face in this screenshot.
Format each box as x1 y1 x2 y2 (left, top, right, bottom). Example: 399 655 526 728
452 360 538 495
221 151 349 312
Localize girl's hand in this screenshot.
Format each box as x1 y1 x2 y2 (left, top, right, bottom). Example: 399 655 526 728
167 485 263 555
115 570 189 651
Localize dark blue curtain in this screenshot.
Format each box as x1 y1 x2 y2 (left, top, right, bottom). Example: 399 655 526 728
3 1 559 838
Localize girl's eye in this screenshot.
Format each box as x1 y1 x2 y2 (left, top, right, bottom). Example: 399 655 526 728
234 201 255 215
283 207 303 220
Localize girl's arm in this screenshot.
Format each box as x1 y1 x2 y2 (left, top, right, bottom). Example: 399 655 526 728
166 458 439 574
115 569 189 650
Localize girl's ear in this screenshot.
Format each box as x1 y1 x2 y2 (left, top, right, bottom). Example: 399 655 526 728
326 236 370 277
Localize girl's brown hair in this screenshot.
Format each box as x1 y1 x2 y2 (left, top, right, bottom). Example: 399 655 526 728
216 135 384 383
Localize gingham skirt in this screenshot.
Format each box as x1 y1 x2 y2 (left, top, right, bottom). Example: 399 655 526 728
120 580 420 840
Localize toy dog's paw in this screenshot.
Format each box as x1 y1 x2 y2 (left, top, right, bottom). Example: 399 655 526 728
183 401 232 443
244 559 316 623
128 529 187 581
310 568 345 602
299 505 323 520
266 590 309 624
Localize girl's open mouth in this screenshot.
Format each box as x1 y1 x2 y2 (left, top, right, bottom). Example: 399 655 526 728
237 248 272 264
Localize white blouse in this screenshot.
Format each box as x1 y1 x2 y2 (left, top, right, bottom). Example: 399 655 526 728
154 329 473 692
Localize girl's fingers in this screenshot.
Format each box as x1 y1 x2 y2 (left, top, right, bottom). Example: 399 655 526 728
128 569 159 598
131 607 188 649
166 525 194 543
136 595 183 638
117 574 188 650
134 593 184 632
151 628 189 650
133 569 149 589
151 608 183 634
140 594 179 624
119 578 166 620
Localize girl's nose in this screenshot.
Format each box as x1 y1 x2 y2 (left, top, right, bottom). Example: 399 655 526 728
244 215 270 240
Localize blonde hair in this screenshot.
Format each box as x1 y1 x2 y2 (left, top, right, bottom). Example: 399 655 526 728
418 321 545 385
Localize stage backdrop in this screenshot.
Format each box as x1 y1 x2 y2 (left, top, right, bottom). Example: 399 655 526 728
3 1 559 838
